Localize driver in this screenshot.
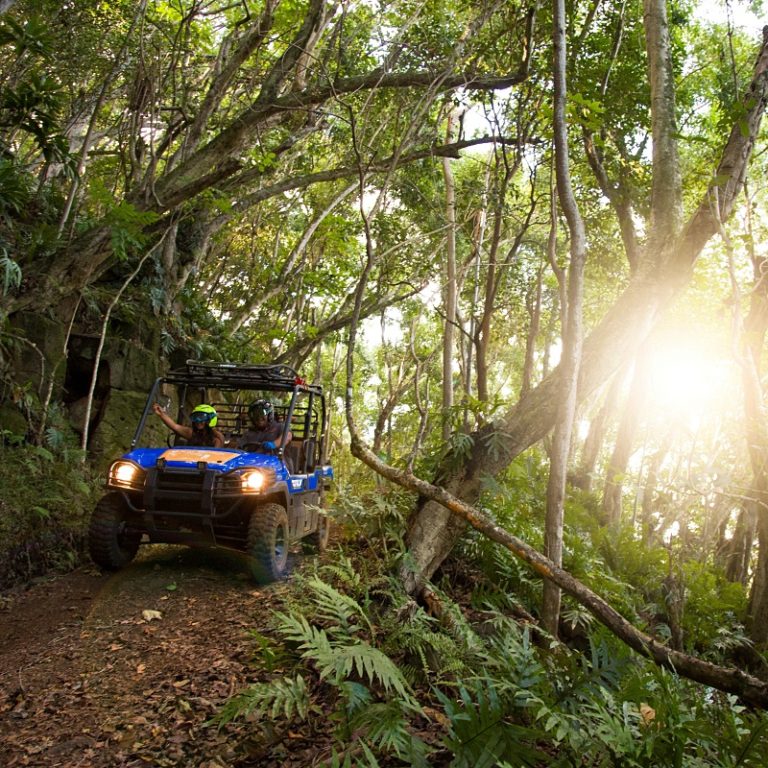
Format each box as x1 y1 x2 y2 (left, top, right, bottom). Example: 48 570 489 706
238 399 291 452
152 402 225 448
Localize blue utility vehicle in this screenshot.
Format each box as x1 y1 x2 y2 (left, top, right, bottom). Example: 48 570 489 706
88 362 333 582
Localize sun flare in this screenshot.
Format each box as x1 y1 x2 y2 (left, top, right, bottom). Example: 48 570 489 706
644 336 734 428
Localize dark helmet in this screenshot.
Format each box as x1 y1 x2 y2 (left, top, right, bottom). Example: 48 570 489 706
191 403 218 427
248 399 274 427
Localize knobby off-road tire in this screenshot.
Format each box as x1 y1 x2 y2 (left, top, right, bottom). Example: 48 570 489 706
303 513 330 553
88 492 140 570
247 503 290 583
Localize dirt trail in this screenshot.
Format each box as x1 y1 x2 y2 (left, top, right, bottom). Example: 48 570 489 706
0 546 316 767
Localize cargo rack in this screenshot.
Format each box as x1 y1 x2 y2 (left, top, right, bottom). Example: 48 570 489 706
160 361 323 395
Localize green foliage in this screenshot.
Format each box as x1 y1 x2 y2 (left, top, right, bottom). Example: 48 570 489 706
0 159 32 215
436 681 546 768
681 559 749 654
0 436 97 586
87 184 160 260
0 13 73 167
214 674 312 725
350 700 431 767
0 248 22 295
274 610 414 701
220 564 429 765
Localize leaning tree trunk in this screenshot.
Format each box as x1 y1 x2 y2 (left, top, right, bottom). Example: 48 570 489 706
402 25 768 595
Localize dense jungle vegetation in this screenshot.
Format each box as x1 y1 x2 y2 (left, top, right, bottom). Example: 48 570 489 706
4 0 768 763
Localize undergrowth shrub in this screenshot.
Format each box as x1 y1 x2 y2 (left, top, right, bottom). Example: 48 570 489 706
0 433 96 586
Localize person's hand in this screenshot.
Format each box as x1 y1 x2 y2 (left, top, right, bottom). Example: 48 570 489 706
152 403 162 415
263 440 276 450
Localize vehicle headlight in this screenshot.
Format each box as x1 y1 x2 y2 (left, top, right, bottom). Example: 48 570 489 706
108 461 144 490
241 470 267 492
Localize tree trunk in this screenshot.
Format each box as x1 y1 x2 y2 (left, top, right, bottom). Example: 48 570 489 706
463 165 491 427
640 433 672 546
475 172 504 404
541 0 587 636
571 369 624 491
441 114 458 442
601 350 649 525
643 0 682 257
725 503 756 585
521 265 543 399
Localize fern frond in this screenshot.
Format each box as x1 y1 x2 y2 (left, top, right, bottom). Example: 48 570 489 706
352 701 432 766
317 640 414 702
306 576 373 636
275 610 416 706
213 674 311 725
435 680 546 768
322 748 355 768
320 553 362 589
339 680 373 717
274 610 334 659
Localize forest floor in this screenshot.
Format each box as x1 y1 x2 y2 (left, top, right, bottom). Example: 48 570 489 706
0 544 330 767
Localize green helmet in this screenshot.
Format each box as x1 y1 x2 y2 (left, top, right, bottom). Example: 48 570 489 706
191 403 218 427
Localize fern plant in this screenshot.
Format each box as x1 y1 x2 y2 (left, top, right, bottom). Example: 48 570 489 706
435 680 546 768
219 569 431 766
214 674 312 726
273 611 415 703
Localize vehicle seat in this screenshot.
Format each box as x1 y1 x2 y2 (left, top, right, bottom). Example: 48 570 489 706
302 438 316 472
285 441 302 474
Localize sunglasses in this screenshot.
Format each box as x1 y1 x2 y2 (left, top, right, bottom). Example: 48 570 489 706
191 413 211 424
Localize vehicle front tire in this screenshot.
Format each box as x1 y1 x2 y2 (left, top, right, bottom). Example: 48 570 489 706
88 493 140 570
247 503 290 583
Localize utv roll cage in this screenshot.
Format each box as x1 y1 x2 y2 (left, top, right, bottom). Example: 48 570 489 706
134 361 329 472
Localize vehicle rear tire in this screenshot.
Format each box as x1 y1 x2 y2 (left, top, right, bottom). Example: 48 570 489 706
247 503 290 583
88 493 140 570
303 513 330 553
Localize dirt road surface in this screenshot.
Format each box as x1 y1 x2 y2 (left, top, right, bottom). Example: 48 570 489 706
0 545 320 767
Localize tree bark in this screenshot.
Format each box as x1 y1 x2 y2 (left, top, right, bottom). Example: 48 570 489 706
520 265 543 399
725 503 756 585
643 0 683 257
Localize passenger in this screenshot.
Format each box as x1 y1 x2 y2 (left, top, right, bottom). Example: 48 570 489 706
152 402 225 448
